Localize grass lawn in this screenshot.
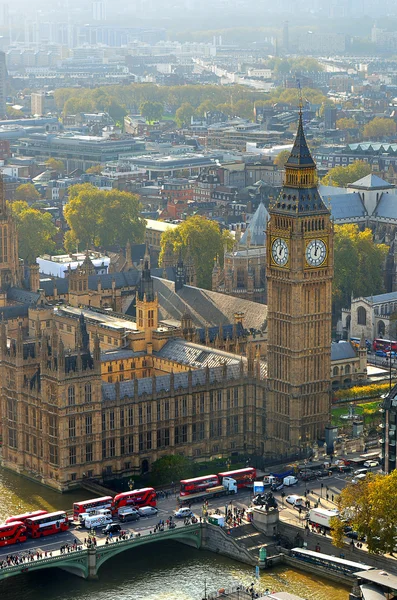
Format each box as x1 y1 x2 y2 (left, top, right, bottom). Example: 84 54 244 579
332 399 382 427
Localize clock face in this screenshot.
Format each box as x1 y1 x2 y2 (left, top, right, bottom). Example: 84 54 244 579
305 239 327 267
271 238 289 267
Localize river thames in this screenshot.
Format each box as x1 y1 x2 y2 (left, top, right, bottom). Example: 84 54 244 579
0 468 350 600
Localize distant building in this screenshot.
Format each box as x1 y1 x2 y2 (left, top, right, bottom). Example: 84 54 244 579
324 106 337 130
92 0 107 21
31 92 45 117
0 51 6 119
298 32 346 55
213 202 268 304
37 252 110 279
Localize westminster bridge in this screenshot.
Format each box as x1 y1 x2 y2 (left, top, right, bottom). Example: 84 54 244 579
0 523 204 581
0 520 265 582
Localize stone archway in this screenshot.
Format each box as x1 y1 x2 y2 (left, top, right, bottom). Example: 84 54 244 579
141 459 149 474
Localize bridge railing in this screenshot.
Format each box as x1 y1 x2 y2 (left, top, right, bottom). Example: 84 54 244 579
0 548 88 575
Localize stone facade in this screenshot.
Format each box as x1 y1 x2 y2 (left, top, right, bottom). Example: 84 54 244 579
266 112 333 456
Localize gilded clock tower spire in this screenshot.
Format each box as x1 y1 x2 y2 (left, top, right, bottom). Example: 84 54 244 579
266 109 333 456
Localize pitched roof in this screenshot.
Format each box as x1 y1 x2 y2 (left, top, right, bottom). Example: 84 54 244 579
328 193 366 220
240 202 269 247
7 287 40 305
373 192 397 219
348 174 394 190
284 111 316 169
331 341 357 361
153 277 267 331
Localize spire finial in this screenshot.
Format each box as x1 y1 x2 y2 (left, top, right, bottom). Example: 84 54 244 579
297 79 303 115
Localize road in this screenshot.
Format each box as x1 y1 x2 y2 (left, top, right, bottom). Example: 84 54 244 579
0 468 378 562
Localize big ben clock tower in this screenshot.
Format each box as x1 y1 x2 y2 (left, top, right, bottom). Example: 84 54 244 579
266 109 333 455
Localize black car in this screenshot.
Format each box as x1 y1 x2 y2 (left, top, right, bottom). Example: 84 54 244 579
102 523 122 535
316 470 330 478
301 472 316 482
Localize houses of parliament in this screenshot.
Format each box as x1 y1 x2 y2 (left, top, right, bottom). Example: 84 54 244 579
0 114 333 491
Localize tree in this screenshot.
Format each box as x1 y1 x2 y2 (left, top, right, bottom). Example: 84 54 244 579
196 100 216 116
159 215 234 289
330 515 345 549
363 117 397 140
336 118 357 129
46 158 65 173
333 224 388 318
14 183 41 203
335 470 397 554
175 103 195 128
140 101 163 123
150 455 193 486
322 161 371 187
9 202 57 264
86 165 103 175
64 185 146 249
233 99 254 120
274 149 290 168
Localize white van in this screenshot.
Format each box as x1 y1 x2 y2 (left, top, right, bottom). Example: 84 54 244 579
283 476 298 487
79 508 112 524
84 513 112 529
138 506 158 517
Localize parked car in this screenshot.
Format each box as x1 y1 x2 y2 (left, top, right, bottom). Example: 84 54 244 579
102 523 122 535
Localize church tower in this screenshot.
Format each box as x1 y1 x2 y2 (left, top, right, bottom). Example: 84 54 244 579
136 254 158 343
266 109 333 455
0 174 21 301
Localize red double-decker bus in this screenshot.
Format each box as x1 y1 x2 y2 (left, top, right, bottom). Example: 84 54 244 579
73 496 113 520
0 522 28 547
6 510 48 525
217 467 256 488
112 488 156 514
179 474 219 496
25 511 69 539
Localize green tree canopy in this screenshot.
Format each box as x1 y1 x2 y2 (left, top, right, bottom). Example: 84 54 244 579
150 455 193 486
333 224 388 317
46 158 65 173
140 101 163 123
363 117 397 140
175 102 195 128
274 149 290 168
9 201 57 264
334 470 397 554
159 215 234 289
64 185 146 250
14 183 41 203
322 161 372 187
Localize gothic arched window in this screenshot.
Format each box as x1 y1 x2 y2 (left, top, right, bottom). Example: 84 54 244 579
357 306 367 326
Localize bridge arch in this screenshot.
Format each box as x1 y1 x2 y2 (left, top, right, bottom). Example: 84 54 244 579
95 529 202 574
